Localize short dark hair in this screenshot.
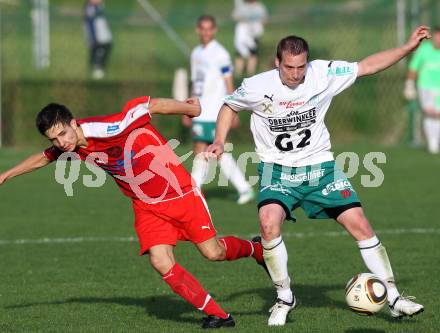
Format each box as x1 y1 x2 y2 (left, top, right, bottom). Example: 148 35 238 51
276 35 309 61
36 103 73 135
434 26 440 33
197 15 216 27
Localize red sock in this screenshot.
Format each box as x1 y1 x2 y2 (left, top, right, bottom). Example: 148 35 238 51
163 263 228 319
219 236 255 261
251 240 264 264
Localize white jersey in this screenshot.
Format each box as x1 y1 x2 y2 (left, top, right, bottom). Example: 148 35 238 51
232 0 267 38
191 40 233 122
224 60 358 167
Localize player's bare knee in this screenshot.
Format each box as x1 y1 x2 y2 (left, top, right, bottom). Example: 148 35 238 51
202 247 225 261
260 222 281 241
260 217 281 240
149 253 173 273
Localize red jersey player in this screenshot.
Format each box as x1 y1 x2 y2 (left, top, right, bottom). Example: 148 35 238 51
0 97 266 329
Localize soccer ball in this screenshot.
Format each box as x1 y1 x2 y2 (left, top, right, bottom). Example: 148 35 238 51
345 273 387 315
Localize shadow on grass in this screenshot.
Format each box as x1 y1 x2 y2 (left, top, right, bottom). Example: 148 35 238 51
4 282 420 326
5 283 347 323
202 186 237 200
224 283 347 316
5 295 199 324
224 283 421 325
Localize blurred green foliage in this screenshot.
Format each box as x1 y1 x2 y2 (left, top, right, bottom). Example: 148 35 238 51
1 0 438 147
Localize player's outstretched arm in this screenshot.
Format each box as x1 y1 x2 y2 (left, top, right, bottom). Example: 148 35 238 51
358 25 430 77
149 98 201 117
0 152 51 186
206 104 237 159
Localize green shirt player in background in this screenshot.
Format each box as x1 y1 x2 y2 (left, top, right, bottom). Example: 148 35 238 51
404 26 440 154
207 26 429 326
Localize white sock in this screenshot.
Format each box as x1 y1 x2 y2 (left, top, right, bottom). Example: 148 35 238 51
357 235 400 303
423 118 440 154
191 156 208 188
261 236 293 304
219 153 251 194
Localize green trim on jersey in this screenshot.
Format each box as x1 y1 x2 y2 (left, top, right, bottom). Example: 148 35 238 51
192 121 216 143
257 161 361 221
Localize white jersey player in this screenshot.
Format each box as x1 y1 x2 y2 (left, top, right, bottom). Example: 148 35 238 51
224 59 357 167
232 0 268 77
183 15 254 204
208 28 429 326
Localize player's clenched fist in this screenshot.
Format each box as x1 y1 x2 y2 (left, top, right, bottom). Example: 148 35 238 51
205 141 224 160
185 98 200 107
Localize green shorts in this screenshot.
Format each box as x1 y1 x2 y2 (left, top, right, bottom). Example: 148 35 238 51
257 161 361 221
192 121 216 143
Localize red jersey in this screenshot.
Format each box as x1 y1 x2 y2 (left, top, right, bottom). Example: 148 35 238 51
44 96 194 202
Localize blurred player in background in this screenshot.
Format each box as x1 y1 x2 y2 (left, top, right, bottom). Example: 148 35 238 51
404 26 440 154
84 0 113 80
0 97 265 329
232 0 268 77
183 15 255 204
208 26 430 326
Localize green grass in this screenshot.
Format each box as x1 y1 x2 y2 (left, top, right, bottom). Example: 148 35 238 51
0 144 439 332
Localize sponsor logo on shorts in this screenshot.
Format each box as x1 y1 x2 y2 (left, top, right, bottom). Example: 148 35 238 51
260 183 291 195
322 179 353 196
340 189 352 198
280 169 324 182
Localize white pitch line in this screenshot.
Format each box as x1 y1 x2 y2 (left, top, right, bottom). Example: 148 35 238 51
0 236 136 246
0 228 439 246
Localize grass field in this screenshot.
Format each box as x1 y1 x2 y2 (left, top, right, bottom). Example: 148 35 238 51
0 144 439 332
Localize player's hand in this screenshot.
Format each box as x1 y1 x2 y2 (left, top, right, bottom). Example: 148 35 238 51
406 25 431 52
185 97 200 106
205 141 224 160
182 115 192 127
423 109 439 118
403 79 417 100
185 98 201 118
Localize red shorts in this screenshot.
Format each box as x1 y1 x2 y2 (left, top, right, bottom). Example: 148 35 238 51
132 188 217 255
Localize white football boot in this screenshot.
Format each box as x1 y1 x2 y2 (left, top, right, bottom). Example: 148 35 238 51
268 296 297 326
389 295 424 318
237 189 255 205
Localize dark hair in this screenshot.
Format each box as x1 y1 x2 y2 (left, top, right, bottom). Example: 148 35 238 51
197 15 216 27
434 26 440 33
276 35 309 61
36 103 73 135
